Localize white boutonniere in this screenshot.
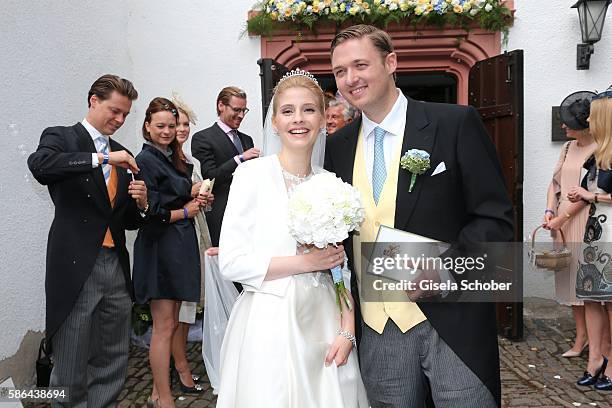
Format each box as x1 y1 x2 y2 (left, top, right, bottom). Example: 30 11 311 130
400 149 431 192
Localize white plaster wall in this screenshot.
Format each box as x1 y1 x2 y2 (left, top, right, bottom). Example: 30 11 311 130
506 1 612 299
125 0 263 155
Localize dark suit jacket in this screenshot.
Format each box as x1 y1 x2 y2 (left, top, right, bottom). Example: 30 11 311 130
28 123 144 339
191 122 254 246
324 97 514 406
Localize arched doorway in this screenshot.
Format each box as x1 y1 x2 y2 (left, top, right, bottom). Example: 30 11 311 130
257 19 509 105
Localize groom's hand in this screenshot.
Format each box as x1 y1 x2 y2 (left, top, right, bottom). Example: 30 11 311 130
405 263 442 301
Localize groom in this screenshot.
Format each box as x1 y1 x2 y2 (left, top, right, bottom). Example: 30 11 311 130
325 25 514 407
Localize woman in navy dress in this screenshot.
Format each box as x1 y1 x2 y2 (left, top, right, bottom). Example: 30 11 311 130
133 97 210 408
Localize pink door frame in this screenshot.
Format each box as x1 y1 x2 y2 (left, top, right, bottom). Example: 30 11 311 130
256 1 514 105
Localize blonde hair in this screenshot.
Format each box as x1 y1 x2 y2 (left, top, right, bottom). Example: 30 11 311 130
272 75 325 118
171 92 198 125
590 98 612 170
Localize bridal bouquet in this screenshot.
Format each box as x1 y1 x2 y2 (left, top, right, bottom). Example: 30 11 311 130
287 173 365 312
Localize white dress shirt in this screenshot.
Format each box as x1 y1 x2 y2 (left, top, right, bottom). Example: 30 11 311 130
82 118 109 168
361 89 407 188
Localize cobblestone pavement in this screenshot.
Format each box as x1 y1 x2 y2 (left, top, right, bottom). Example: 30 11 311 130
21 298 612 407
499 298 612 408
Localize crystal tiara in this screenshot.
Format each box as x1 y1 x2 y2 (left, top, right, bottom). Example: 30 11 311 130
279 68 319 86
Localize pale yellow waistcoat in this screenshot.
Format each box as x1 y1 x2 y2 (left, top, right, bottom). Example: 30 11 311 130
352 129 426 334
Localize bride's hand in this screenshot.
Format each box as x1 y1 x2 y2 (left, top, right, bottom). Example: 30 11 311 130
325 290 355 367
325 335 353 367
301 245 345 273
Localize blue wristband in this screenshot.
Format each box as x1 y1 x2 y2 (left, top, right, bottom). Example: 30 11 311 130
102 153 109 165
239 154 245 163
183 207 189 219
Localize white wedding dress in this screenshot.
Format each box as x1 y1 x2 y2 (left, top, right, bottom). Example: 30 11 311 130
215 155 368 407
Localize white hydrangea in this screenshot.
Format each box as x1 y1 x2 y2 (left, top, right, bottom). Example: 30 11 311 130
288 173 365 249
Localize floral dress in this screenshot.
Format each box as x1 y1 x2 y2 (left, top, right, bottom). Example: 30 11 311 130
576 156 612 301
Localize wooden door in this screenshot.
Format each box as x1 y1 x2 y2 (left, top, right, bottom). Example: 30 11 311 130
469 50 524 340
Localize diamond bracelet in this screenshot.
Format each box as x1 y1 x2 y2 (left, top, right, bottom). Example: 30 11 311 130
338 330 357 348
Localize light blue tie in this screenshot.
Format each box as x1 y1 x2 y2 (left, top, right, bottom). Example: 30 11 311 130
372 126 387 204
98 136 111 184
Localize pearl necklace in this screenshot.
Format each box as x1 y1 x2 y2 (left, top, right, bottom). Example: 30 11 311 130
281 167 312 183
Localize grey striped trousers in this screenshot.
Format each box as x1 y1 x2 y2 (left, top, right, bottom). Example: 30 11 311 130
360 320 497 408
50 248 131 408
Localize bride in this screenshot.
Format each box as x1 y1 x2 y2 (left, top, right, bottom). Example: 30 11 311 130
215 71 368 407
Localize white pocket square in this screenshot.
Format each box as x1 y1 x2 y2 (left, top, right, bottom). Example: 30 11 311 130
431 161 446 176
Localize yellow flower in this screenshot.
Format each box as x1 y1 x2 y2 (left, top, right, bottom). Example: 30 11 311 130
285 8 292 16
363 3 370 9
313 4 320 12
374 0 381 6
426 4 433 11
325 0 332 5
340 3 346 11
453 4 462 13
400 2 409 11
270 11 279 20
331 5 338 12
349 6 358 14
415 7 423 15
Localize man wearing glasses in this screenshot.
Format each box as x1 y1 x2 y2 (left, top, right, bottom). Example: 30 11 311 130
192 86 258 247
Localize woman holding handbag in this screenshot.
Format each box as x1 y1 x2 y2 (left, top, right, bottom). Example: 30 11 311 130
544 91 597 357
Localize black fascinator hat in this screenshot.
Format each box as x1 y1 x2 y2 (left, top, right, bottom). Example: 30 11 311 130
560 91 597 130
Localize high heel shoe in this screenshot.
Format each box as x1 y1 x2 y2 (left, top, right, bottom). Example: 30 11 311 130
146 397 160 408
174 369 205 394
577 356 608 386
561 342 589 358
595 375 612 391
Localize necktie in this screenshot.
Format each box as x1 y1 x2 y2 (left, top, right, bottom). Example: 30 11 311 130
372 126 387 204
230 130 244 154
98 136 111 184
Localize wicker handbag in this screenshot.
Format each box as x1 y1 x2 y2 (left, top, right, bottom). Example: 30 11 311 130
530 225 572 271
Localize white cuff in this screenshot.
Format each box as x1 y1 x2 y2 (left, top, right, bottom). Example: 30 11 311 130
92 153 100 168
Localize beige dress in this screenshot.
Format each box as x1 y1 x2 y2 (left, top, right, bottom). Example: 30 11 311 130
549 140 596 305
178 156 213 323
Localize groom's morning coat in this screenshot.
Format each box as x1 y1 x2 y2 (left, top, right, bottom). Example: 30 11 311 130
324 97 514 405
